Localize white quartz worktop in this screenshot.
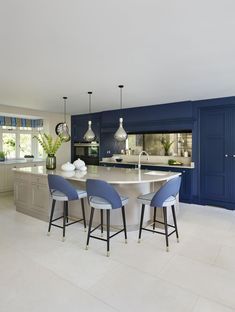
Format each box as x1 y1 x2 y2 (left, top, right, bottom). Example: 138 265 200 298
100 160 193 169
0 158 45 165
14 165 181 184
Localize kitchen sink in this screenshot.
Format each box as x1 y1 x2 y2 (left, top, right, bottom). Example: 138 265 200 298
144 171 167 176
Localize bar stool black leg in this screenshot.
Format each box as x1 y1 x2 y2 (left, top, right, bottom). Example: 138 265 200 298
62 201 67 241
100 209 104 237
106 210 110 257
163 206 169 251
121 206 127 243
171 205 179 242
86 207 94 250
66 202 69 223
138 204 145 243
48 199 56 235
153 206 156 231
81 198 86 230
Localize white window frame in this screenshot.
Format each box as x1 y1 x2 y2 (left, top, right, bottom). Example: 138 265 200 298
0 126 43 159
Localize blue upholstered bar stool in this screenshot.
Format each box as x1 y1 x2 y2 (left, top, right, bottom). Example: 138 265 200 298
47 174 87 241
86 179 128 257
137 176 181 251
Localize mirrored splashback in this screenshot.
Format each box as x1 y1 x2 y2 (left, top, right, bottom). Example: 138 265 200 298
125 131 192 157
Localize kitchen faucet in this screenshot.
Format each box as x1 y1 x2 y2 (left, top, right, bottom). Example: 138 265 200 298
138 151 150 170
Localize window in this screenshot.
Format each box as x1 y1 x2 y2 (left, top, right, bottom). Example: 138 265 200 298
0 126 44 159
2 133 16 158
19 133 32 157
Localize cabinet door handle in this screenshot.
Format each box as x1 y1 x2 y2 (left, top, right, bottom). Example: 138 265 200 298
233 155 235 158
225 154 228 157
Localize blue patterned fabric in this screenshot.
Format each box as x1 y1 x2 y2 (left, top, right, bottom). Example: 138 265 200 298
0 116 43 128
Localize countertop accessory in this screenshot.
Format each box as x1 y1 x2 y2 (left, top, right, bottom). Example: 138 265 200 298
34 133 64 170
116 158 123 162
168 159 183 166
24 155 34 162
83 91 96 142
114 85 127 141
55 97 71 142
61 162 75 171
0 151 6 161
73 158 87 171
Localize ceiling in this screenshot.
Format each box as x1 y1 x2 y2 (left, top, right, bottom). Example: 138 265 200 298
0 0 235 115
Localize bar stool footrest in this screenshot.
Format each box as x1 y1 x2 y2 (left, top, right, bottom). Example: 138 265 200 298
50 216 85 229
141 227 176 237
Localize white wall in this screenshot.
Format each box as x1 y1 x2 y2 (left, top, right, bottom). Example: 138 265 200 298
0 104 71 166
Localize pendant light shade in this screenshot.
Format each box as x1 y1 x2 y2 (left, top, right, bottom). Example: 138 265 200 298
55 97 71 142
114 85 127 142
83 91 96 142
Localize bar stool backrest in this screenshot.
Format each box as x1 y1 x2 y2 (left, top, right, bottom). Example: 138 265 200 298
48 174 78 201
86 179 122 209
150 176 182 207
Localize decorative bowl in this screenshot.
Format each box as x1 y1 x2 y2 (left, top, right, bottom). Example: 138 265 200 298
116 158 123 163
61 162 75 171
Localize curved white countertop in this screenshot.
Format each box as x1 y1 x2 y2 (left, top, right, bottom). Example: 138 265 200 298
14 165 181 184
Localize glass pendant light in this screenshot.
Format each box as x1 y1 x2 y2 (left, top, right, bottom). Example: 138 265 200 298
83 91 96 142
55 96 71 142
114 85 127 141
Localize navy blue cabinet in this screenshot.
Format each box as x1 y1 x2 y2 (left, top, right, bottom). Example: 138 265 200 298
200 105 235 209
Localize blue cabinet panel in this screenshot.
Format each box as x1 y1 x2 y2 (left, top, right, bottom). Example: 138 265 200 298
99 132 125 158
200 106 234 208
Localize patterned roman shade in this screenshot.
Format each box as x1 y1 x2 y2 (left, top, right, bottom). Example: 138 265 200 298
0 116 43 128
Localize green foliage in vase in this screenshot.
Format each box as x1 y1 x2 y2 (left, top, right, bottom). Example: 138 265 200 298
33 133 63 156
0 151 6 159
160 137 174 156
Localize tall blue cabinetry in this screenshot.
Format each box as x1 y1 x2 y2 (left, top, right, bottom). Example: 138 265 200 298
200 105 235 209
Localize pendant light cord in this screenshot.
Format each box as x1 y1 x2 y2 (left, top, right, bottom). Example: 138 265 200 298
118 85 124 110
63 96 67 123
88 91 92 114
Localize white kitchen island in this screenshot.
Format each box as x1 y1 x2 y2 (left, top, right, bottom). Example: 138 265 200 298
13 165 180 229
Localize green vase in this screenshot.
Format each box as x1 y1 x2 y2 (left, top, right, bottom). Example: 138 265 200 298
46 155 56 170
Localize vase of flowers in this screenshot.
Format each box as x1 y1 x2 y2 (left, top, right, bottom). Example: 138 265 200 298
160 136 174 156
0 151 6 161
34 133 63 170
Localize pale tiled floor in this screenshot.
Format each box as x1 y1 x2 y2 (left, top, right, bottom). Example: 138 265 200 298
1 195 235 312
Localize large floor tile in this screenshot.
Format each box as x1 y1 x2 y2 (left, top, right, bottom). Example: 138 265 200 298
35 238 121 290
175 235 221 264
214 244 235 273
192 297 234 312
89 264 197 312
0 247 118 312
159 255 235 309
